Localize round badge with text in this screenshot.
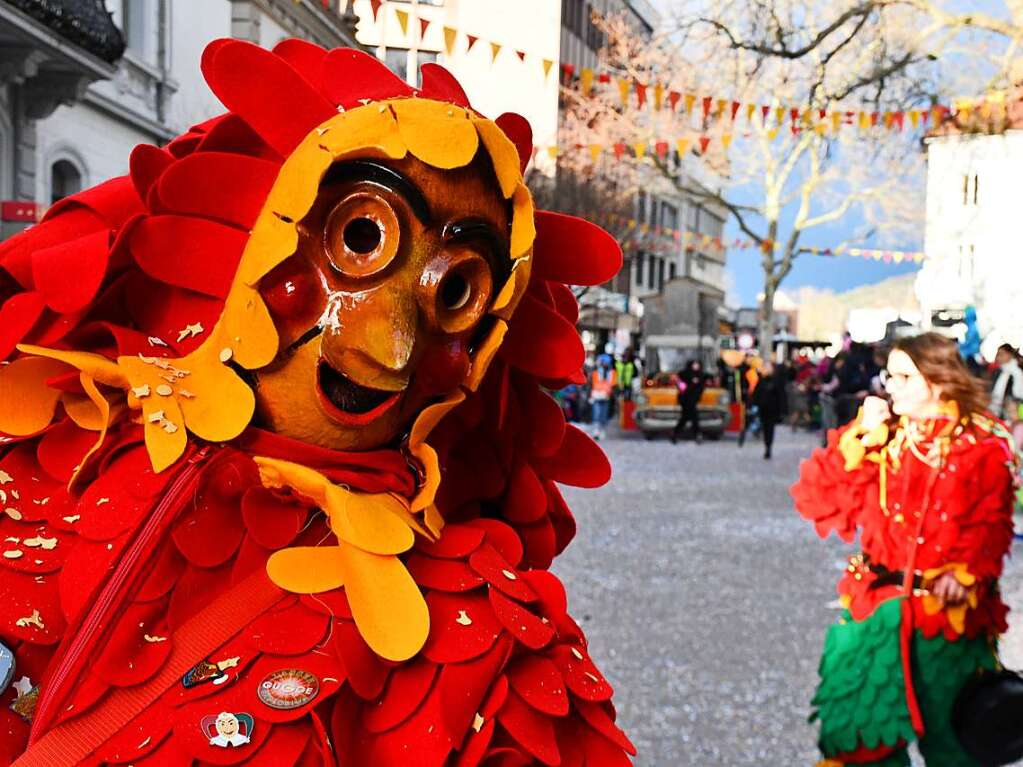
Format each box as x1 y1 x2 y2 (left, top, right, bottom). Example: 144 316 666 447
257 669 320 710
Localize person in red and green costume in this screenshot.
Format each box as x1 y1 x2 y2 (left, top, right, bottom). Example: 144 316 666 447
792 332 1018 767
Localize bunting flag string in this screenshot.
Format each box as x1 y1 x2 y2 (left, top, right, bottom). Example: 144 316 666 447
597 213 925 263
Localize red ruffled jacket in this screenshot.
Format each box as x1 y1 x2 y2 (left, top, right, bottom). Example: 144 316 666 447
792 416 1017 641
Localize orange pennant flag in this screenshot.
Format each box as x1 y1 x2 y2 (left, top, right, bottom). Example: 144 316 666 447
618 78 630 106
633 142 647 159
831 112 842 133
394 8 410 36
546 145 558 158
489 42 501 63
721 134 733 150
959 103 973 122
443 26 457 56
542 58 553 78
774 106 785 125
654 82 664 111
716 98 728 117
684 93 696 115
580 68 594 96
814 123 827 136
588 144 603 163
767 128 778 141
909 110 920 128
676 137 691 156
882 111 894 129
746 103 757 122
858 111 870 130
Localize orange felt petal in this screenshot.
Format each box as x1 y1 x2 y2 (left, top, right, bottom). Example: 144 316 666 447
465 320 508 392
509 183 536 259
390 99 479 170
237 213 299 287
409 391 465 512
490 259 530 321
266 545 346 594
69 373 118 486
338 542 429 662
472 118 522 199
330 488 415 556
139 389 187 473
0 356 69 435
16 345 128 389
216 286 279 370
173 348 255 442
318 107 407 164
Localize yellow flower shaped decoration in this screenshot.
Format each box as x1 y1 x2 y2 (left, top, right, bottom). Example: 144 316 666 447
921 562 978 635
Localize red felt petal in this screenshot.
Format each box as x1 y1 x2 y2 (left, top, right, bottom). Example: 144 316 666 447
414 524 485 559
488 588 555 651
533 211 622 286
0 569 66 644
507 656 568 717
167 560 235 630
544 481 577 556
130 216 247 298
241 720 311 766
204 40 336 156
547 281 580 325
123 271 223 356
515 378 566 459
272 38 328 87
127 734 193 767
30 230 111 313
580 720 634 766
249 601 329 656
496 689 560 766
172 491 245 569
406 552 485 592
0 291 46 359
137 542 186 601
320 48 414 109
59 534 124 624
363 656 438 733
194 114 280 161
535 425 611 488
95 598 174 687
437 636 512 749
550 644 614 702
495 113 533 175
0 206 106 287
331 620 390 700
502 462 547 524
0 706 30 764
158 153 280 230
501 293 584 379
575 701 636 755
419 63 471 107
36 419 98 483
463 519 523 567
0 444 66 522
130 144 176 206
361 684 453 766
453 718 495 767
422 591 503 665
517 516 558 570
91 700 175 762
0 519 66 575
241 487 307 550
468 545 537 603
299 588 352 620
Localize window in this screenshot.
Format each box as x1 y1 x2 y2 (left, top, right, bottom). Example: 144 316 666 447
661 201 678 231
123 0 152 60
634 251 644 285
668 261 677 279
51 160 82 205
657 258 665 289
385 48 409 81
973 174 979 204
647 254 655 289
636 190 646 223
415 51 438 87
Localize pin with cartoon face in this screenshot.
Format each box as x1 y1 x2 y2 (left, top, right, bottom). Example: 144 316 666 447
201 711 254 748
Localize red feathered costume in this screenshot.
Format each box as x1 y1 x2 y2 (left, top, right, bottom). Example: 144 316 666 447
0 40 635 767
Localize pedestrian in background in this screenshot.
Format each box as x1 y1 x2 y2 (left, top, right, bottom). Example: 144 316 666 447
818 354 842 447
589 353 616 441
752 361 787 459
615 348 640 401
990 343 1023 422
671 359 705 444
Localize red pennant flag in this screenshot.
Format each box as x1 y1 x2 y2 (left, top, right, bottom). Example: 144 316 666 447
818 109 827 120
761 105 771 120
467 34 479 51
419 17 430 39
730 101 741 121
612 142 627 160
698 136 711 154
870 111 880 126
562 63 575 78
668 91 681 111
655 140 669 159
701 96 713 119
515 50 526 62
369 0 382 20
789 108 800 123
635 81 647 109
598 72 611 83
893 111 905 130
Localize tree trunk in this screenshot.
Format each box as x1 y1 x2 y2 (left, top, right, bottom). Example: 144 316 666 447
759 278 776 361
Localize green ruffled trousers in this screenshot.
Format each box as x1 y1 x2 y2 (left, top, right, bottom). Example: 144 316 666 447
812 598 998 767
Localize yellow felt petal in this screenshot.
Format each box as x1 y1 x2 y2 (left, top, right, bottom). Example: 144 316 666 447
216 287 279 370
338 542 429 661
63 393 106 431
16 345 128 389
69 374 118 487
262 143 333 224
266 546 346 594
174 349 255 442
390 99 479 170
319 106 407 160
253 456 333 509
0 357 70 436
384 496 434 540
140 393 187 473
472 117 522 199
238 213 299 287
465 320 508 393
328 488 415 555
423 505 444 538
410 442 441 513
409 390 465 451
509 183 536 259
490 257 530 320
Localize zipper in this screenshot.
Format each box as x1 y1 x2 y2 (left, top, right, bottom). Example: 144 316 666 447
30 446 214 740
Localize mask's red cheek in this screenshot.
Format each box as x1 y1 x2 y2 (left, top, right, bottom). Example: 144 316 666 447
259 259 323 326
416 339 470 395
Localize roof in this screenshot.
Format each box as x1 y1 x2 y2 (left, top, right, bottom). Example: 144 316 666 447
3 0 124 62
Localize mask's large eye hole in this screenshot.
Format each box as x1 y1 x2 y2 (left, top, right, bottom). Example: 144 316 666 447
440 272 472 311
324 191 400 277
429 253 493 334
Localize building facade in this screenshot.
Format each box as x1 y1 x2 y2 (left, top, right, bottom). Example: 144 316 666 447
1 0 359 240
917 104 1023 357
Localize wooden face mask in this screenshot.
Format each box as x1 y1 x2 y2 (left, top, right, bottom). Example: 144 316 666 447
253 155 510 450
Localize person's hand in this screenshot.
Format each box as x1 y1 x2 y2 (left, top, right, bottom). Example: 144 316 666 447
929 571 969 606
860 396 891 431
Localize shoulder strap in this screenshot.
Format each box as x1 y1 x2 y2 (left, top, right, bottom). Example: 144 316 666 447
13 570 285 767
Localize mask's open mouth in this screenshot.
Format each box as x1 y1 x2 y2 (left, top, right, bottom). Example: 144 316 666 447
316 360 403 426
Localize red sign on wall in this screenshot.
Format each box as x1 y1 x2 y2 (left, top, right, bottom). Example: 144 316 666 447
1 201 40 222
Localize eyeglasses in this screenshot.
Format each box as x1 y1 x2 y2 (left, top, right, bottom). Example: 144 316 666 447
879 370 922 387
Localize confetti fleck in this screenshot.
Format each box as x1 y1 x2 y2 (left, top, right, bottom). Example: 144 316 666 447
219 347 233 363
143 635 167 644
162 421 179 434
455 610 472 626
472 713 485 732
138 736 152 749
33 497 49 506
571 647 584 660
155 384 173 397
501 569 517 580
61 515 81 524
4 508 22 521
176 322 204 342
132 385 151 398
147 411 165 423
147 336 168 347
0 470 12 484
97 497 110 506
3 550 23 559
15 610 44 629
4 537 18 543
23 536 57 550
9 490 18 500
179 389 195 399
138 354 157 364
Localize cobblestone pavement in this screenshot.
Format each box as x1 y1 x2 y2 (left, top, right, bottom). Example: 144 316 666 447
553 425 1023 767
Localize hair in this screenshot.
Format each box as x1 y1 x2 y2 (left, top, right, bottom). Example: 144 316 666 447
892 332 989 417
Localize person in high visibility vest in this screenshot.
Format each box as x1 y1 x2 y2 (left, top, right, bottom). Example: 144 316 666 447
590 354 618 440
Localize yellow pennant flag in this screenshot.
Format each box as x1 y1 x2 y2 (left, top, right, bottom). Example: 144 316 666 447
831 112 842 133
716 98 728 117
588 144 602 163
489 42 502 63
774 106 785 125
654 82 664 111
721 134 733 150
443 27 457 56
893 252 904 263
746 103 757 122
801 108 813 125
979 101 992 120
580 68 594 96
909 110 920 128
546 145 558 158
767 128 778 141
676 137 691 156
627 219 637 230
633 141 647 159
542 58 553 79
684 93 696 115
814 123 827 136
618 78 630 106
394 8 409 36
858 111 870 130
